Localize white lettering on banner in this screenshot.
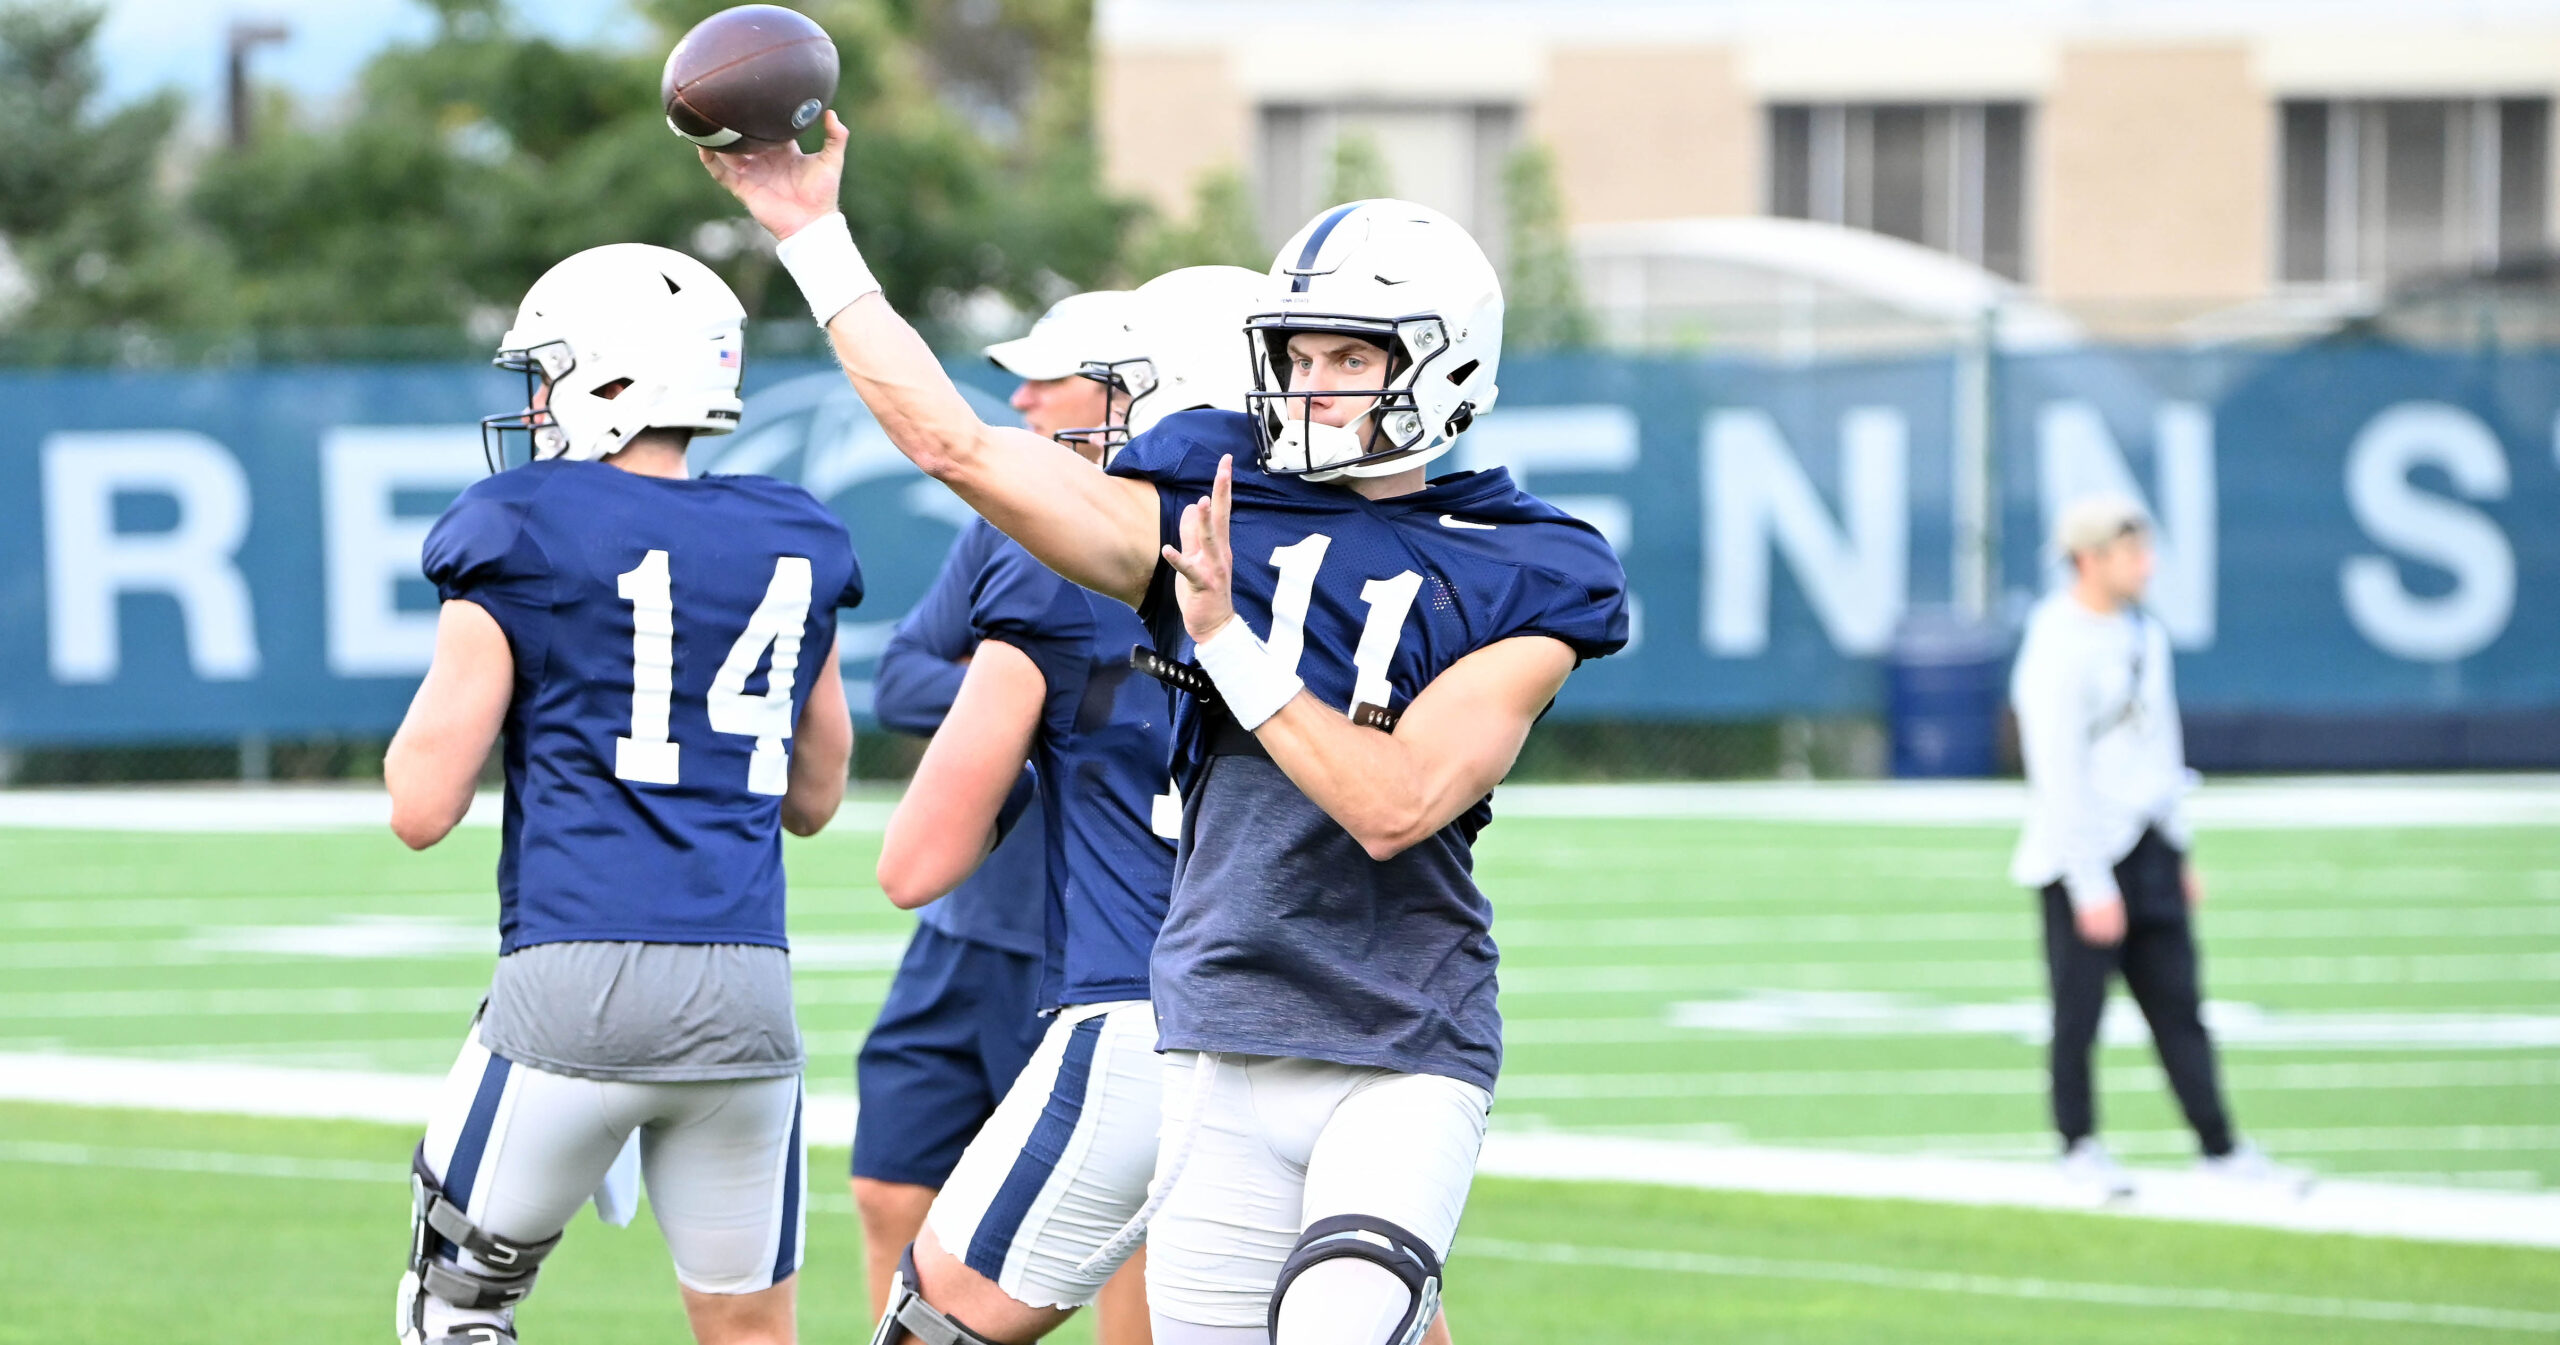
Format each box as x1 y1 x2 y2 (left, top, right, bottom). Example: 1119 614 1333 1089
41 431 260 684
1703 407 1908 657
2339 402 2515 663
2034 401 2217 648
320 428 484 676
1458 405 1645 650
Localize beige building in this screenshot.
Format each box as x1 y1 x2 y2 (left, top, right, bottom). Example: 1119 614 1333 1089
1096 0 2560 325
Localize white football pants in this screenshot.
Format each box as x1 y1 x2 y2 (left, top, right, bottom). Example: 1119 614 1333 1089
1143 1052 1492 1341
414 1023 805 1338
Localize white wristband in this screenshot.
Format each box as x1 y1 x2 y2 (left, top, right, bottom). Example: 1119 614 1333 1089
774 211 881 327
1193 619 1303 731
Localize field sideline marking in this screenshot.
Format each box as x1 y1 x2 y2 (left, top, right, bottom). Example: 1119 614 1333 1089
6 1053 2558 1251
7 777 2560 833
1459 1237 2560 1334
1498 1058 2560 1098
4 1140 2543 1331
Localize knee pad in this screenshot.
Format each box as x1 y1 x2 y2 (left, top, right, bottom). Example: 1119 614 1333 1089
1268 1214 1442 1345
869 1243 1006 1345
398 1144 563 1345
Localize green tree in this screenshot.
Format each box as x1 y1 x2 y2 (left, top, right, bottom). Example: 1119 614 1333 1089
1125 167 1264 277
1324 129 1392 206
0 4 233 334
189 0 1135 336
1500 142 1592 350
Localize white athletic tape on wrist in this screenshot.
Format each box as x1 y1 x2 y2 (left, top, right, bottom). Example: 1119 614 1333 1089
775 211 880 327
1193 619 1302 731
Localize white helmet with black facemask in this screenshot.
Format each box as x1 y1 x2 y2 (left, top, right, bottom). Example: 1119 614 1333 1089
1247 199 1503 483
480 243 747 471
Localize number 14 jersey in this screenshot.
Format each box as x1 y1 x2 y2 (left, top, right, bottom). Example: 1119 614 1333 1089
1108 410 1629 1092
424 459 864 954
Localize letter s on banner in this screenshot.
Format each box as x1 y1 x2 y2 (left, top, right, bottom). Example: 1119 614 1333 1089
42 431 261 684
2338 402 2515 663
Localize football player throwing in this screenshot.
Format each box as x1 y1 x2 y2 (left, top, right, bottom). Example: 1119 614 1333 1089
703 120 1627 1345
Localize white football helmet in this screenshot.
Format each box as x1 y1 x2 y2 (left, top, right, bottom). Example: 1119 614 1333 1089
1246 199 1503 482
1109 264 1264 449
481 243 746 470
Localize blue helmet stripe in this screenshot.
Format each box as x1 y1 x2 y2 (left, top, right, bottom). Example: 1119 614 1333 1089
1290 203 1361 293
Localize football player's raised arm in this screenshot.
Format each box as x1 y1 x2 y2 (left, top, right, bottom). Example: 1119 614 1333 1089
385 600 513 850
1255 636 1575 862
782 638 852 837
701 116 1159 609
875 639 1045 909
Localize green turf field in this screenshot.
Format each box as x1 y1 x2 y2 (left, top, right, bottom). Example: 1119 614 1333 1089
4 804 2557 1339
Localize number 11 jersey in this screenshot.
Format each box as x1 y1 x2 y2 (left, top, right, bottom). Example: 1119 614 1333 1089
423 459 864 954
1108 410 1629 1092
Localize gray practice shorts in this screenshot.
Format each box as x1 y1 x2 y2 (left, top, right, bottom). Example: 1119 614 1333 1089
421 1021 806 1295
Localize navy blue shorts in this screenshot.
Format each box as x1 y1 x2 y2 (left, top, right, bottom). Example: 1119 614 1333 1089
851 924 1047 1187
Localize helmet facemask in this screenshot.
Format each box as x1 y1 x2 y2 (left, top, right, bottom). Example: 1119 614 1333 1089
479 339 579 472
1247 314 1466 482
1052 355 1158 463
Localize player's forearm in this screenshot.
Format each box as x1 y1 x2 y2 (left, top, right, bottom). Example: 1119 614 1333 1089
1252 696 1453 860
384 728 482 850
781 720 851 837
794 229 1157 605
876 794 999 907
875 641 1043 905
822 293 997 483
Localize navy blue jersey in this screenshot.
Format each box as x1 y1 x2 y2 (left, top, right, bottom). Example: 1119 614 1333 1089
969 538 1175 1010
423 459 864 953
1106 410 1627 1090
872 518 1048 959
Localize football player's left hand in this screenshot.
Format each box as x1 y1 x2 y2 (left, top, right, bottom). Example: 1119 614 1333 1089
1162 454 1240 644
700 110 848 242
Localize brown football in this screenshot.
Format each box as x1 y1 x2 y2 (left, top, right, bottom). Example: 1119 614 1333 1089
662 5 839 154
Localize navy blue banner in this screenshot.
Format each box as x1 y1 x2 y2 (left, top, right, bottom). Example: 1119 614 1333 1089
2 346 2556 743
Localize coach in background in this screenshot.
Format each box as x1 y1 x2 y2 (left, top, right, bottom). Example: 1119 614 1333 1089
2010 494 2307 1199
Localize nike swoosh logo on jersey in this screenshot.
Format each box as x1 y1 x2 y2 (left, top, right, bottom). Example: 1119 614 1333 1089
1439 515 1497 530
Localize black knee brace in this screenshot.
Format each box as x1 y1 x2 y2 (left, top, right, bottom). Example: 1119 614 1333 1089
1268 1214 1443 1345
398 1143 564 1345
869 1243 1007 1345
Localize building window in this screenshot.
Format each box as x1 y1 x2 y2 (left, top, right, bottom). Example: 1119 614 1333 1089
1257 104 1520 259
2279 98 2550 286
1767 103 2030 280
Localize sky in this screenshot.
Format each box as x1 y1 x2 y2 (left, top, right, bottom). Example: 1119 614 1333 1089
93 0 646 126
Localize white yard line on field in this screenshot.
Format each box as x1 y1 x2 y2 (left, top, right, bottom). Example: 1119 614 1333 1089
1494 776 2560 829
1496 1058 2560 1099
6 1052 2558 1252
0 976 891 1021
1475 1132 2560 1251
1776 1124 2560 1160
4 1140 2545 1329
1457 1237 2560 1333
1498 952 2560 993
6 777 2560 833
0 789 895 833
1493 906 2560 944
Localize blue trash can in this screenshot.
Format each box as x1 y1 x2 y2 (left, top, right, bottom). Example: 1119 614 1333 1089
1887 608 2009 778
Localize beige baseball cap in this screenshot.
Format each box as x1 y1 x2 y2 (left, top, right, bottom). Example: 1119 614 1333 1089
984 290 1141 380
2053 492 2152 557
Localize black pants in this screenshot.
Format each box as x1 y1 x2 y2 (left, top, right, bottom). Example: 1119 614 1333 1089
2040 828 2235 1157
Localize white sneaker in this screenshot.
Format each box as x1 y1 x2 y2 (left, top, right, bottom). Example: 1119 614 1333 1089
2059 1138 2136 1200
2197 1141 2315 1196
